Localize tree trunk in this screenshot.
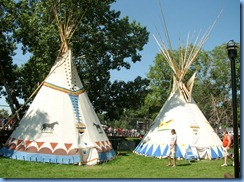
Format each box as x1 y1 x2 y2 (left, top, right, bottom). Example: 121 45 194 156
0 64 20 120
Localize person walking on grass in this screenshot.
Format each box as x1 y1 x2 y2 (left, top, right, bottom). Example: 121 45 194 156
221 130 233 166
167 129 177 167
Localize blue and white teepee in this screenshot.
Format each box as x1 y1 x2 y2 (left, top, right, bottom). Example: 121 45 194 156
134 10 223 160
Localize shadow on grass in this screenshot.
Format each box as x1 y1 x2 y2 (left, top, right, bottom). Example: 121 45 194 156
176 163 192 167
117 151 129 156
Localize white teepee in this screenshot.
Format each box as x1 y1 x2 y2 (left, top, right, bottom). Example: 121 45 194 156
134 9 224 160
0 2 116 165
0 50 116 165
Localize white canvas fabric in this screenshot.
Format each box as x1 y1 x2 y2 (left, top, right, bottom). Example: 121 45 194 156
0 50 116 164
134 10 224 160
134 87 224 160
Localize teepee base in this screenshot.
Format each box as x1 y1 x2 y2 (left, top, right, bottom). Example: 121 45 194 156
0 146 116 165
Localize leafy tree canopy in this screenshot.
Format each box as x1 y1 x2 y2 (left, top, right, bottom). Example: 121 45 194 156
1 0 150 124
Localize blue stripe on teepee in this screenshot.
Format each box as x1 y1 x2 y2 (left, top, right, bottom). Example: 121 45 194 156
98 150 116 162
210 146 219 159
0 146 116 164
137 143 146 153
162 145 169 157
0 146 79 164
217 146 223 158
134 144 143 153
176 144 183 158
146 145 154 156
140 144 148 155
153 145 161 157
69 94 81 123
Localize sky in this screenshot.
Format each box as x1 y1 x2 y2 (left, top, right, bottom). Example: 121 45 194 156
110 0 240 82
0 0 241 112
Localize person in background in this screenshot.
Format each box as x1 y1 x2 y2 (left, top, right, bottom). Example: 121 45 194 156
221 130 233 166
167 129 177 167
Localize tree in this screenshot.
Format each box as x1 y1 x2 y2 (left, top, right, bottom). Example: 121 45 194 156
194 44 241 129
0 0 24 119
1 0 149 121
102 76 150 122
0 109 9 119
146 44 240 130
144 53 172 119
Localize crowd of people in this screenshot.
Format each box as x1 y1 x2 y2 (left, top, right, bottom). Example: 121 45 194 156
0 118 15 130
102 125 144 138
0 119 145 139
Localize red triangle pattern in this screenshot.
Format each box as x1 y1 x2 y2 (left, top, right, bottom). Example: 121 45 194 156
95 141 100 146
95 140 113 152
36 142 44 149
95 141 101 149
105 140 109 151
25 140 32 148
17 139 23 146
101 146 107 152
64 143 72 151
7 139 114 153
106 140 112 151
106 145 112 150
11 138 16 143
50 143 58 150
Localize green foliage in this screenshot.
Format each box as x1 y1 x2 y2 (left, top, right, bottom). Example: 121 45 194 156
145 53 172 119
193 44 240 128
146 44 240 129
102 76 150 122
1 0 240 131
0 151 234 178
0 0 150 123
0 0 23 116
0 109 9 118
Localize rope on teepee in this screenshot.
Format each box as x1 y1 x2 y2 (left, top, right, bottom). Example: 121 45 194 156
1 1 89 131
0 53 68 131
0 80 44 131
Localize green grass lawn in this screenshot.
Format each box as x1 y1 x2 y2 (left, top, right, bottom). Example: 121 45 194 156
0 150 234 178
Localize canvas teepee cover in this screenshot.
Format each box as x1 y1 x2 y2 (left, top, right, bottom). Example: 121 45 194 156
134 79 224 159
0 49 116 165
0 2 116 165
134 10 224 160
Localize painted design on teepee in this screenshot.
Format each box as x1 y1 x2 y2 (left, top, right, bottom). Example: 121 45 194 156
94 140 113 153
69 94 82 123
105 140 113 151
0 1 116 165
93 123 103 133
158 119 174 131
50 142 58 150
75 122 86 134
36 142 45 149
25 140 32 148
64 143 73 151
44 82 85 95
17 139 23 146
41 121 59 132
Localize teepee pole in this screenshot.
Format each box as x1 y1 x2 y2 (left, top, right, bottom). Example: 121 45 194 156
0 54 70 132
159 2 172 51
153 4 222 101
